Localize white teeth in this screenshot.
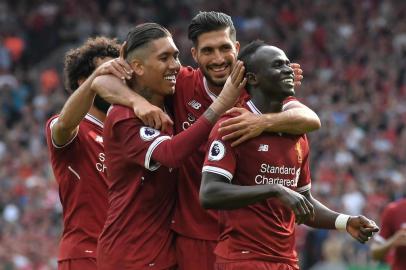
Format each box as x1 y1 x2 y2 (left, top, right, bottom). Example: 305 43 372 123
164 75 176 81
282 78 294 83
211 66 227 72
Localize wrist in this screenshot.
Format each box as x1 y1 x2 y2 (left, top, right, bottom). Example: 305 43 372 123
335 214 351 231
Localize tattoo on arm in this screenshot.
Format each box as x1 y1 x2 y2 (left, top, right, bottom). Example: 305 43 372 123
203 108 220 124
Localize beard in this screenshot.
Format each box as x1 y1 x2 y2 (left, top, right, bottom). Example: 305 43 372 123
93 95 110 114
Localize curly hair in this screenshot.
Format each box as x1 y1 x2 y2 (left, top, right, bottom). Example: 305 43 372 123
63 37 120 92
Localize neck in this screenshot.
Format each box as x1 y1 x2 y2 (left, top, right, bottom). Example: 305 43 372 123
205 78 223 96
249 88 283 113
135 85 165 109
89 106 106 122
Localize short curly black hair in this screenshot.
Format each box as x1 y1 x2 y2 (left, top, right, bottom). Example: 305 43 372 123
63 37 120 93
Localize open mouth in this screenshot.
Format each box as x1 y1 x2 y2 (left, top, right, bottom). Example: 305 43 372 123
281 78 294 85
209 65 229 76
164 74 177 83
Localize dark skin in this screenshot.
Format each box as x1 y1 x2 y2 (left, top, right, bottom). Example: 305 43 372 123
200 45 379 244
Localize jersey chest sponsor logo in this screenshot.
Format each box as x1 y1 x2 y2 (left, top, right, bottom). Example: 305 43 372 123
140 127 160 141
208 140 226 161
181 113 196 130
254 163 300 188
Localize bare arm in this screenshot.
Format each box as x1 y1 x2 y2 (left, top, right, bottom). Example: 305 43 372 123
200 171 314 224
219 102 320 147
302 190 379 243
371 230 406 261
51 72 97 146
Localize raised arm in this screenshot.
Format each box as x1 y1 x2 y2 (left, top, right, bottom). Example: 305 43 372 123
91 74 174 132
301 190 379 244
150 61 246 168
200 171 314 224
52 58 131 146
219 102 320 147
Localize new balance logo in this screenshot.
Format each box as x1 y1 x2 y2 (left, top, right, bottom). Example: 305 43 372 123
188 100 202 110
258 144 269 152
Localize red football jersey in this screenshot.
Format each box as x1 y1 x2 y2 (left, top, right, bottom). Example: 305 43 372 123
45 114 108 260
97 105 177 270
202 100 311 267
374 199 406 270
172 66 300 241
171 67 250 240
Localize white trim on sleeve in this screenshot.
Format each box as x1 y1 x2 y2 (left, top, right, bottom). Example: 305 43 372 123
296 183 311 193
49 117 79 149
202 165 233 182
144 136 171 171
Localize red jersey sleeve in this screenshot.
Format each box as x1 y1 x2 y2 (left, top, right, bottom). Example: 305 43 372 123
109 105 213 170
202 117 237 182
377 203 395 240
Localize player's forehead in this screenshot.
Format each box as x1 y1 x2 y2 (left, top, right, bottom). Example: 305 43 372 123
148 36 179 56
255 46 289 64
196 28 235 49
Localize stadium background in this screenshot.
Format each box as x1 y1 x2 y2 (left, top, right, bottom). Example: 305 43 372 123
0 0 405 269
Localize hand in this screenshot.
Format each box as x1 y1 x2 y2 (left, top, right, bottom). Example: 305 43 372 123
291 63 303 88
95 58 133 81
347 215 379 244
133 100 173 132
218 107 265 146
216 60 247 108
388 229 406 248
275 185 315 225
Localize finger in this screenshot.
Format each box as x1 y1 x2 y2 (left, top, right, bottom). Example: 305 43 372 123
219 122 245 135
293 68 303 75
221 129 245 141
230 134 252 147
120 41 127 59
290 63 301 69
111 60 130 79
229 60 239 79
294 74 303 81
235 64 245 85
224 107 247 116
160 113 174 132
152 113 162 130
116 58 133 75
294 81 302 88
219 116 244 129
239 77 247 88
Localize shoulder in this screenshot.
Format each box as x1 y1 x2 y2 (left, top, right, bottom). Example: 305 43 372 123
177 66 198 79
107 105 137 124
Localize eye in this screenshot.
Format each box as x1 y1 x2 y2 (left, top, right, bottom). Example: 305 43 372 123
201 47 212 54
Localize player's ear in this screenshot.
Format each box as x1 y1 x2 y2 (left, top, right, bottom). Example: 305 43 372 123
131 59 144 76
191 47 198 63
246 72 257 86
234 41 240 54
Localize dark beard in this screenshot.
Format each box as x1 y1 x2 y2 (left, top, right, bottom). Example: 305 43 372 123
93 95 110 114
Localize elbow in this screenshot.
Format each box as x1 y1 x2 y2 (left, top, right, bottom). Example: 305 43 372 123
90 76 104 93
308 117 321 132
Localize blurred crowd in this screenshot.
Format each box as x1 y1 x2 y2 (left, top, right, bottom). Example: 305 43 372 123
0 0 405 269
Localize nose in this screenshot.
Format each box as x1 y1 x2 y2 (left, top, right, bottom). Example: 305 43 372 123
211 49 225 65
169 57 181 71
282 65 293 75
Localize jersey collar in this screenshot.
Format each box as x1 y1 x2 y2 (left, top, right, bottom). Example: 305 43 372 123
203 76 218 102
246 100 262 115
85 113 104 128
